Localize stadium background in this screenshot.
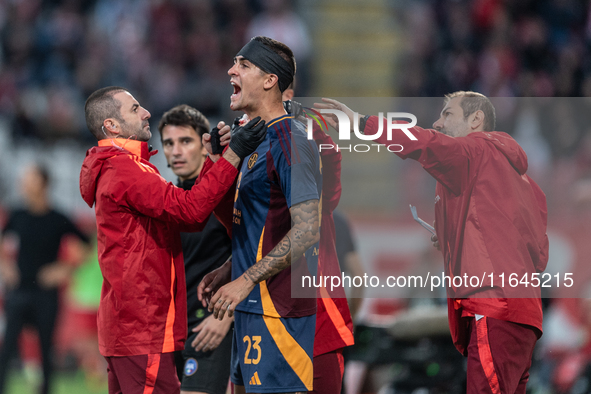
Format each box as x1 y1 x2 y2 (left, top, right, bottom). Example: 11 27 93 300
0 0 590 392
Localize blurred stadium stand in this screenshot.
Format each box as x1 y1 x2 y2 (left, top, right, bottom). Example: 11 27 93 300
1 0 591 393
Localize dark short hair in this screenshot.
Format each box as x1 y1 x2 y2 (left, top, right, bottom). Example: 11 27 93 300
84 86 128 140
445 91 496 131
253 36 296 91
157 105 210 141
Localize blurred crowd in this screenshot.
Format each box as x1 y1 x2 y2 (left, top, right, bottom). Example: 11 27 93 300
397 0 591 98
3 0 591 392
0 0 310 143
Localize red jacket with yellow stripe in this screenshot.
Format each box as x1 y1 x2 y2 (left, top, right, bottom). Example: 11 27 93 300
79 139 238 356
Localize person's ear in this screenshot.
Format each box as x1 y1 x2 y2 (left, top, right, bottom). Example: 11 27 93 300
470 110 485 131
104 119 120 134
263 74 279 91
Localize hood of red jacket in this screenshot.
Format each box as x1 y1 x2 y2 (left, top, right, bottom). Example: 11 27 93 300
80 146 121 207
80 139 156 207
472 131 528 175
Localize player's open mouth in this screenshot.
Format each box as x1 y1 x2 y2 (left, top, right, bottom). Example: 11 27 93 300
172 160 185 168
231 81 241 99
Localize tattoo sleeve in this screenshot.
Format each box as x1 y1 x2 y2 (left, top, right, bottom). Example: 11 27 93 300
244 199 320 284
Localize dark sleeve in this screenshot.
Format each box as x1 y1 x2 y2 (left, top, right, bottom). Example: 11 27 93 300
57 212 91 244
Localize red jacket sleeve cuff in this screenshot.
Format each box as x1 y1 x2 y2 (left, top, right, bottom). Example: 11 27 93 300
215 157 239 178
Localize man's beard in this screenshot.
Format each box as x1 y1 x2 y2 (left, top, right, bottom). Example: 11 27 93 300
137 124 151 141
121 121 151 141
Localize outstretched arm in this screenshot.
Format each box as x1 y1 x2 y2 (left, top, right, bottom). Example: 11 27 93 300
118 117 268 227
314 98 476 195
121 155 239 227
208 199 320 320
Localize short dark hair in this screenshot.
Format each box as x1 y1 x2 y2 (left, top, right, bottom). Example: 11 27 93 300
157 105 210 141
253 36 296 89
84 86 128 140
444 91 496 131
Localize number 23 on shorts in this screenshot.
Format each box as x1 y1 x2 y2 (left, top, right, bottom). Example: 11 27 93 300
243 335 262 364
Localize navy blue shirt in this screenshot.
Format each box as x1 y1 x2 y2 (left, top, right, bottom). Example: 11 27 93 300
231 115 322 317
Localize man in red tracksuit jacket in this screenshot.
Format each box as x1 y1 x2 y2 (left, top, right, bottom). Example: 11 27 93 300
79 86 265 394
316 91 549 394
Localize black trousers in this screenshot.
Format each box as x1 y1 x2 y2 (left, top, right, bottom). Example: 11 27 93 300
0 288 59 394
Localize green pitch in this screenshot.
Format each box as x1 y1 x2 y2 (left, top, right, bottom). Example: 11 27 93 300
6 369 107 394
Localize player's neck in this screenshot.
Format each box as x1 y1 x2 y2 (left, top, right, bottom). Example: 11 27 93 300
245 101 287 124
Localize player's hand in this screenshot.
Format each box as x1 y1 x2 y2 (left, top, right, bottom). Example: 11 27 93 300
203 121 232 162
228 117 267 159
203 122 232 161
431 221 440 251
209 123 231 155
209 274 256 320
191 314 233 352
313 98 360 132
197 259 232 307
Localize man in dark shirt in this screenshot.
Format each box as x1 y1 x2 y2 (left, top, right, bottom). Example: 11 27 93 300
158 105 233 394
0 164 90 394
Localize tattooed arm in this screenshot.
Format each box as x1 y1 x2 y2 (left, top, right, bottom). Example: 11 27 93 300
208 199 320 320
244 199 320 283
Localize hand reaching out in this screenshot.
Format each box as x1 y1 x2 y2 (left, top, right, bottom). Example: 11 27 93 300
313 98 361 132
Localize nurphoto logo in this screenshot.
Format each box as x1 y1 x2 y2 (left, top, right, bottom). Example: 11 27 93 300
305 109 418 153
